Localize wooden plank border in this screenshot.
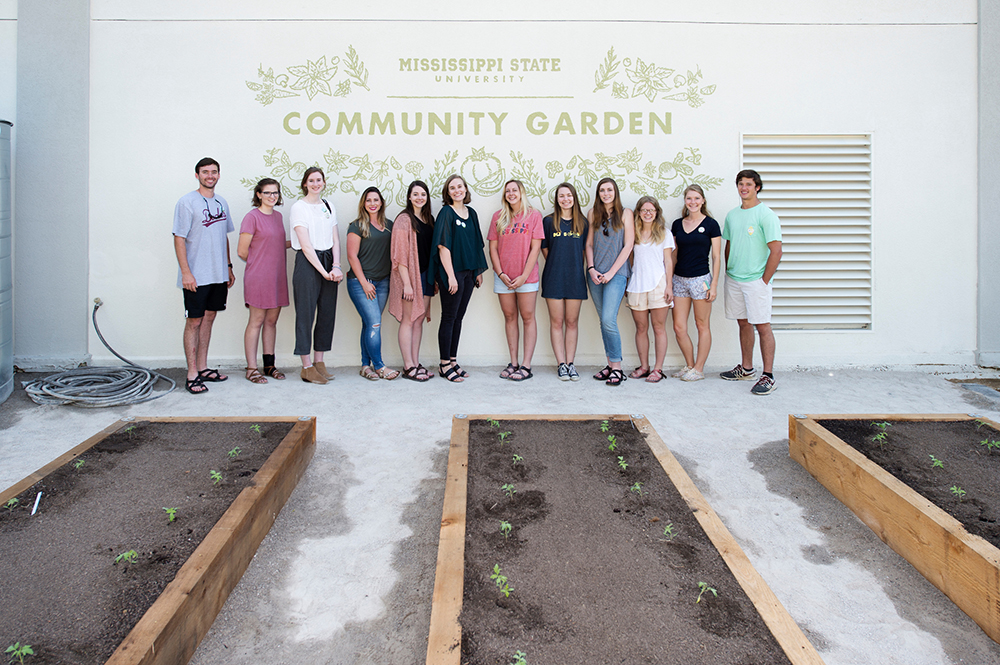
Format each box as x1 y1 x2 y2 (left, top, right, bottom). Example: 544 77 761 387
2 416 317 665
788 413 1000 644
427 414 824 665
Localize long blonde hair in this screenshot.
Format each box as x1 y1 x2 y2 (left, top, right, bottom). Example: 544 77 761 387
495 179 534 235
680 184 713 219
354 186 387 239
633 196 666 245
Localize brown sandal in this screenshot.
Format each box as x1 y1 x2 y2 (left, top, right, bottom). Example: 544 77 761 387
245 367 268 384
376 366 400 380
262 365 285 380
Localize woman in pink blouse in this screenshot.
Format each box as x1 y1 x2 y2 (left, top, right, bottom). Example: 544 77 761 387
488 179 544 381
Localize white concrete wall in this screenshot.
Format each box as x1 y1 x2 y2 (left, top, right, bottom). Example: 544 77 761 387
0 1 15 124
80 2 979 369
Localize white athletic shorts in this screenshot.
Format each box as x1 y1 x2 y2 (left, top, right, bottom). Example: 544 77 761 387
724 276 772 324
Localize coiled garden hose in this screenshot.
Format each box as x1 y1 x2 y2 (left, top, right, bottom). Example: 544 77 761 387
21 299 176 407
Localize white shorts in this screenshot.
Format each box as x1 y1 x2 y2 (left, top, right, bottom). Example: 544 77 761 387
724 276 772 324
493 273 539 294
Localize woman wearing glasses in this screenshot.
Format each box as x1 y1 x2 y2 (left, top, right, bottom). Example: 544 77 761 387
585 177 634 386
625 196 674 383
237 178 290 384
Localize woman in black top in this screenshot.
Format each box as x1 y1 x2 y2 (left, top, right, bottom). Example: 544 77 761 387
670 184 721 382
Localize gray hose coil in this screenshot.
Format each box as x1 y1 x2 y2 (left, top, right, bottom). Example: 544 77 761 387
22 299 176 407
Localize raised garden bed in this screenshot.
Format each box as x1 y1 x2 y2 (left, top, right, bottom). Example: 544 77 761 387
0 416 315 664
788 414 1000 644
427 414 824 665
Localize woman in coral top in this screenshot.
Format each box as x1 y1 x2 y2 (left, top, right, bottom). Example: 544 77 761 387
488 179 544 381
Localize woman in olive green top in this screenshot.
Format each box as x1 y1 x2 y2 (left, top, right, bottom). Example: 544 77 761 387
346 186 399 380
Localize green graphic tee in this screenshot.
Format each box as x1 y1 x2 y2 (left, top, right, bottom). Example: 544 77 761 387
721 203 781 282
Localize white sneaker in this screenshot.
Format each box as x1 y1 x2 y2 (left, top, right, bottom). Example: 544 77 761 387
671 366 693 378
681 368 704 382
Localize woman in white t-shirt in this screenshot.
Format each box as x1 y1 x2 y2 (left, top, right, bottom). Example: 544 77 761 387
625 196 674 383
289 167 343 385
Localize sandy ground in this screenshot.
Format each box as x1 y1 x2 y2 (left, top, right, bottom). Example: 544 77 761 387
3 364 1000 665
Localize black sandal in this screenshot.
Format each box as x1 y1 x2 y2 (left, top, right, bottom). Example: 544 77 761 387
593 365 612 381
606 369 627 387
439 362 465 383
402 366 430 382
185 375 208 394
450 360 469 377
499 363 518 379
510 366 533 382
198 368 228 382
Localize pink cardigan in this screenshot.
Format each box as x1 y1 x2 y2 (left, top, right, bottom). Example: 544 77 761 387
388 212 426 324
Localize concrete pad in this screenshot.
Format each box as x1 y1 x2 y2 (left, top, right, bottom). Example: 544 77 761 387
3 365 1000 664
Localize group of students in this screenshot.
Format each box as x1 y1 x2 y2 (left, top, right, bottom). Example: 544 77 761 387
175 157 781 395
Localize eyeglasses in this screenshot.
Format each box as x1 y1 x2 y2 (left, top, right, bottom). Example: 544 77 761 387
261 191 280 197
640 209 656 216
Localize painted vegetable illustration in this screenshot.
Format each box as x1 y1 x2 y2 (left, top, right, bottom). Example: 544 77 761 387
461 147 505 195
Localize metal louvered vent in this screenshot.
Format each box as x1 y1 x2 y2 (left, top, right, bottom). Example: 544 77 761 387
742 134 872 329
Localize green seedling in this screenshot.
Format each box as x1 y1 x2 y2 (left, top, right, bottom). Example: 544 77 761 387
929 455 944 469
4 498 18 513
696 581 718 603
662 523 676 540
501 483 516 499
498 431 511 446
499 520 512 539
227 446 242 459
975 419 987 430
617 456 628 472
871 421 892 431
630 482 645 496
163 507 178 523
600 420 610 433
115 549 138 565
5 642 34 664
73 459 86 470
512 454 523 467
950 485 967 501
980 438 1000 453
210 470 223 485
487 419 500 428
871 432 887 447
607 434 618 451
509 650 527 665
249 424 262 436
123 425 136 439
490 564 513 597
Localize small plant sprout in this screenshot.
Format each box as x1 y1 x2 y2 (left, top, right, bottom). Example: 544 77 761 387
487 418 500 428
4 498 18 513
607 434 618 451
163 507 178 523
227 446 242 460
499 520 512 539
512 454 523 467
630 482 645 496
501 483 516 499
871 432 887 448
509 650 527 665
498 431 511 446
249 424 262 435
5 643 34 664
600 420 610 433
929 455 944 469
662 523 676 540
115 549 139 565
980 438 1000 453
951 485 967 501
123 425 136 439
490 564 514 597
73 458 86 470
871 421 892 432
696 581 718 603
975 419 987 430
210 470 223 485
617 456 629 472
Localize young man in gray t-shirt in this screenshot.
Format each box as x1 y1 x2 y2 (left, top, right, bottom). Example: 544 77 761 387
172 157 235 394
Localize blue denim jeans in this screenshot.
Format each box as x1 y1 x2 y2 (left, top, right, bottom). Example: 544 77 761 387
346 276 390 369
588 274 627 363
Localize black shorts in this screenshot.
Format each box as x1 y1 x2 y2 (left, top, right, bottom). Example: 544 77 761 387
183 282 228 318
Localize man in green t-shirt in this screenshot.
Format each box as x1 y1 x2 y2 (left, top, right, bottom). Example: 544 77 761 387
719 170 782 395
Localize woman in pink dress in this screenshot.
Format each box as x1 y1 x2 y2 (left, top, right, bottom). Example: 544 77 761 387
237 178 290 384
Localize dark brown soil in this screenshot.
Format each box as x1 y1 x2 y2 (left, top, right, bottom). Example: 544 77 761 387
461 419 794 665
817 419 1000 549
0 420 292 664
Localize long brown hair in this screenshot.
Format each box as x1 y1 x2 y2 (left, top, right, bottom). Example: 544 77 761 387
680 184 713 219
591 177 624 233
403 180 434 233
552 182 587 236
354 186 387 238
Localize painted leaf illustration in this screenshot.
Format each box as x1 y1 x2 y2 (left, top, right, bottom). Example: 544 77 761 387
325 150 349 173
612 81 628 99
350 154 373 178
617 148 642 174
625 58 673 103
343 45 370 90
333 79 352 97
643 161 656 178
287 56 336 100
685 148 703 165
593 47 620 92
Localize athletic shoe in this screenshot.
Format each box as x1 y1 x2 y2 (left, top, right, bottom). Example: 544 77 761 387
557 363 570 381
750 375 776 395
567 363 580 381
720 364 756 381
671 365 693 378
680 368 704 382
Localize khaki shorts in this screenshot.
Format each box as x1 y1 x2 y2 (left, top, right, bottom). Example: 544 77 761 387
724 276 772 324
626 274 669 311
